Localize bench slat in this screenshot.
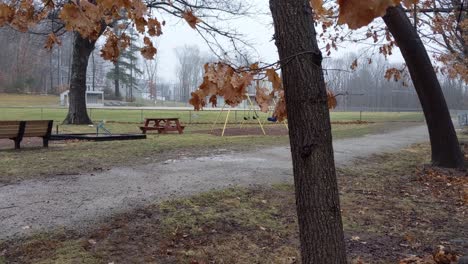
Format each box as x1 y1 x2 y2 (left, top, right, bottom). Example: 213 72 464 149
0 127 20 131
0 131 19 135
0 135 16 139
0 121 21 126
23 132 47 136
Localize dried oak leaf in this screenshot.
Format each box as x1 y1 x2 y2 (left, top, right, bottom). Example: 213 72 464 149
310 0 326 15
199 76 218 96
131 0 147 19
96 0 115 10
209 95 217 107
183 10 202 29
273 92 287 122
327 89 337 109
119 33 131 50
256 86 274 113
265 68 282 91
384 67 402 81
60 2 102 39
337 0 400 29
44 33 61 50
101 31 120 62
350 58 358 70
0 4 15 26
189 90 206 110
140 37 157 59
10 0 36 32
402 0 419 8
134 17 147 34
147 18 163 36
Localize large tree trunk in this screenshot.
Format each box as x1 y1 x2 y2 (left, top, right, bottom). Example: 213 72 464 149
63 32 97 124
269 0 347 263
383 5 464 168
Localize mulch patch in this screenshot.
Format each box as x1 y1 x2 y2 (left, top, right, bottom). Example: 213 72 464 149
195 121 372 137
195 125 290 136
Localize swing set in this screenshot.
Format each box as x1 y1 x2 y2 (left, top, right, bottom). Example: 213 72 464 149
211 94 287 136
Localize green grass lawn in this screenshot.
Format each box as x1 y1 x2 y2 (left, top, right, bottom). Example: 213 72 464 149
0 93 425 124
0 107 425 124
0 93 60 107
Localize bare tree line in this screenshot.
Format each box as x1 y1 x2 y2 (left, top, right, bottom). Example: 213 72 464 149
324 53 468 111
1 29 466 111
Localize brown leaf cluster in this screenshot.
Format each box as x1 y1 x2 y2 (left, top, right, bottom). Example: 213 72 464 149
1 0 48 32
327 90 337 109
44 33 61 50
416 166 468 205
59 1 103 40
0 0 165 61
101 31 120 62
255 85 274 113
384 67 402 81
189 63 338 122
183 10 202 29
141 37 157 60
190 63 253 110
399 245 459 264
337 0 420 29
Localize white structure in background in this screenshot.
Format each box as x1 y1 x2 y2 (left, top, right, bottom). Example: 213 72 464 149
60 90 104 107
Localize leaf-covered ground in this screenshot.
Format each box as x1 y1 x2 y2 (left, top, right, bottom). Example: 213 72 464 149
1 143 466 263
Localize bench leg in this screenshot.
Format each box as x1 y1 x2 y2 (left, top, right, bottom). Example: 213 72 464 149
14 138 21 149
43 137 49 148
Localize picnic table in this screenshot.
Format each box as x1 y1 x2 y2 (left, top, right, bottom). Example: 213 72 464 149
139 118 185 134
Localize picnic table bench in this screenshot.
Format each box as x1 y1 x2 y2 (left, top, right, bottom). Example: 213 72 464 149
139 118 185 134
0 120 53 149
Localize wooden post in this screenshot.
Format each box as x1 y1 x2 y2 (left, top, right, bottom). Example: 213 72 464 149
212 104 226 132
221 109 231 137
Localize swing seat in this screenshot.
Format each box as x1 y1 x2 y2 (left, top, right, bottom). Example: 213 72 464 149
267 117 277 122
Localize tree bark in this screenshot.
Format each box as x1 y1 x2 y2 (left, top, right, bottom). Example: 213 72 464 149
269 0 347 263
63 32 97 124
383 5 464 168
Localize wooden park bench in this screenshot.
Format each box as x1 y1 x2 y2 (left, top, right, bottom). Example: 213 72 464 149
139 118 185 134
0 120 53 149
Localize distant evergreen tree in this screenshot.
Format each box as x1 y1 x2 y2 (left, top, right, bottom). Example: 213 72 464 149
107 24 143 101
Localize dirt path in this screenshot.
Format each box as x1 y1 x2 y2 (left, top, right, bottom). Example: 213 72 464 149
0 125 429 240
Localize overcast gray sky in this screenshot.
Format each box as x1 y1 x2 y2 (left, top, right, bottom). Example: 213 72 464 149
153 1 278 83
130 0 405 84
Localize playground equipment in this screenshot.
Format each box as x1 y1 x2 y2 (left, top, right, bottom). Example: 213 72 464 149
96 121 112 135
211 94 266 137
263 98 288 130
50 120 146 141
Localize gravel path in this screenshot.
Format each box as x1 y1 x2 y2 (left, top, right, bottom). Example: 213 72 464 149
0 125 429 240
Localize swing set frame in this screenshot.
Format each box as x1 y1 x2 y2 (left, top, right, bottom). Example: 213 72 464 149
211 94 266 137
211 94 287 137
